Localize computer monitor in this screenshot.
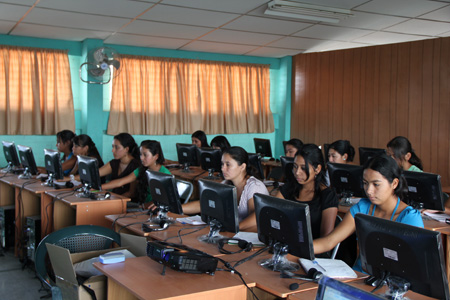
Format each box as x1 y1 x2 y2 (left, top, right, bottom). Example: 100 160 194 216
254 193 314 271
77 155 102 199
146 170 183 224
358 147 386 166
43 149 64 186
2 141 21 173
17 145 38 179
315 276 384 300
327 162 365 205
198 180 239 244
254 138 272 158
176 143 199 172
248 153 265 180
402 170 444 211
355 214 450 300
197 147 222 180
280 156 294 180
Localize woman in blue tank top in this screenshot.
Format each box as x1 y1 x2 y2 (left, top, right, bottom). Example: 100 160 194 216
313 154 423 272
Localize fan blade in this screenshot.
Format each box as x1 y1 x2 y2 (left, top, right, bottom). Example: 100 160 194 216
108 59 120 70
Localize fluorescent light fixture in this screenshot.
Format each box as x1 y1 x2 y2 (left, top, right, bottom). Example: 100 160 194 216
264 0 353 24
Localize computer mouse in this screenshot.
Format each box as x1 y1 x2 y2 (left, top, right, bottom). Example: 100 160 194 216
104 192 111 199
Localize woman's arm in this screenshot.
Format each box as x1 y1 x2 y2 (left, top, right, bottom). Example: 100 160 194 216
239 197 256 232
320 207 338 237
98 162 112 178
273 189 285 199
181 201 201 215
101 171 136 190
61 155 76 172
313 211 356 254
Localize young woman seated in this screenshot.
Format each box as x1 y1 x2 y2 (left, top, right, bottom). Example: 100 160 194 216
327 140 355 164
183 146 269 231
101 140 169 208
386 136 423 172
191 130 209 148
274 144 338 239
284 138 303 158
210 135 231 152
56 130 77 175
70 134 104 175
313 154 424 272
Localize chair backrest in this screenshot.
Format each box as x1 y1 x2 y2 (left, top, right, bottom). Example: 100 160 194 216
35 225 121 289
176 179 193 204
330 215 343 259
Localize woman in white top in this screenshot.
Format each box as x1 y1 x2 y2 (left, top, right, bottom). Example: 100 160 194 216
183 146 269 231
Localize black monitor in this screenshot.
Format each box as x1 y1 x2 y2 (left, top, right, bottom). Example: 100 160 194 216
176 143 199 172
403 170 444 211
254 193 314 271
2 141 21 173
43 149 64 186
198 180 239 244
355 214 450 300
254 138 272 158
280 156 294 180
17 145 38 179
77 155 102 199
146 170 183 225
327 162 365 205
316 276 384 300
197 147 222 180
248 153 265 180
323 143 330 163
358 147 386 166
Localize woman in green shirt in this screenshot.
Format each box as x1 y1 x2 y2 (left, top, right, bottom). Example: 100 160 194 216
386 136 423 172
102 140 170 207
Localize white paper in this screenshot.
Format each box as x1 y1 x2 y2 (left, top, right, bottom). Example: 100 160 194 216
299 258 357 278
423 211 450 222
176 215 206 225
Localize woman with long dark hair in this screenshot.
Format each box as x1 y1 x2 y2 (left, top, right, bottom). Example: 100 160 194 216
191 130 209 148
56 130 76 175
70 134 104 175
386 136 423 171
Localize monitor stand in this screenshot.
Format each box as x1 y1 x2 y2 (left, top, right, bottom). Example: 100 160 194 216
181 163 193 173
198 219 225 244
18 167 32 179
340 191 354 206
380 275 410 300
76 184 96 199
149 206 175 225
258 242 299 272
203 169 222 180
42 174 56 187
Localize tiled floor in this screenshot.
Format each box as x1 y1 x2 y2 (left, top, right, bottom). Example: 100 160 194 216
0 248 49 299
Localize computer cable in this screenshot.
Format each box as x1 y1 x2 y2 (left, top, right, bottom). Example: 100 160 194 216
232 245 270 268
111 211 148 231
163 224 209 244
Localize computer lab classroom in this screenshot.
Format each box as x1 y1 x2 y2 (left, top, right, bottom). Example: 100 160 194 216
1 0 450 300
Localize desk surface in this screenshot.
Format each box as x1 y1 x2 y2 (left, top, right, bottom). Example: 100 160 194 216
93 256 247 300
46 190 129 205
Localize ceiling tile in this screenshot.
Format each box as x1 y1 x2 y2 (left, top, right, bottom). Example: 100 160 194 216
386 19 450 36
353 31 433 44
160 0 267 14
336 11 407 30
139 5 237 27
223 15 311 35
35 0 155 18
105 33 190 49
200 29 281 46
180 40 257 55
420 5 450 22
294 25 373 41
23 8 130 32
0 20 15 34
246 47 303 57
120 20 212 39
269 36 339 50
11 23 112 41
355 0 447 17
0 3 31 22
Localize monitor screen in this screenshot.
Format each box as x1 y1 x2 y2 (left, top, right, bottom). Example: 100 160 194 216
146 170 183 215
403 170 444 211
176 143 199 167
2 141 21 170
355 214 450 300
315 276 384 300
77 155 102 198
248 153 265 180
358 147 386 166
254 193 314 271
44 149 64 181
17 145 38 178
254 138 272 158
197 147 222 173
198 180 239 243
327 162 365 198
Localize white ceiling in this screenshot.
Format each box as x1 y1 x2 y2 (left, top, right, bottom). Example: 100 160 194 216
1 0 449 58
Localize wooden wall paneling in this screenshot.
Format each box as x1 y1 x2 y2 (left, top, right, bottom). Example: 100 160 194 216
429 39 441 173
291 56 303 138
388 44 399 140
350 48 362 161
331 51 344 141
395 43 411 136
372 46 381 146
362 46 376 147
312 53 322 144
378 44 393 148
342 50 354 143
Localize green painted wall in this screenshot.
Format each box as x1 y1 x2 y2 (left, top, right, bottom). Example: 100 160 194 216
0 35 292 167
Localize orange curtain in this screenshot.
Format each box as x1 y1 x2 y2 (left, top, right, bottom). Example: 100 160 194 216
0 46 75 135
107 56 273 135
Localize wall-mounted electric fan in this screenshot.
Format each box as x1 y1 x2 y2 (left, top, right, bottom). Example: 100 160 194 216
79 47 121 84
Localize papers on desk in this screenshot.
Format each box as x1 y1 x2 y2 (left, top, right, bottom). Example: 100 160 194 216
231 232 265 247
176 215 206 225
299 258 357 279
423 211 450 222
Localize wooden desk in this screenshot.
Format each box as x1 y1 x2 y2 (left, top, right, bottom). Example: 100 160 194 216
45 190 129 231
0 173 19 206
93 256 247 300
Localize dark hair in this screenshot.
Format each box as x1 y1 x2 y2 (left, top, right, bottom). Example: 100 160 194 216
363 154 408 200
329 140 355 162
56 130 75 151
72 134 104 167
136 140 165 203
387 136 423 170
223 146 260 179
113 133 140 160
210 135 231 152
192 130 209 147
285 144 326 198
285 138 303 154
